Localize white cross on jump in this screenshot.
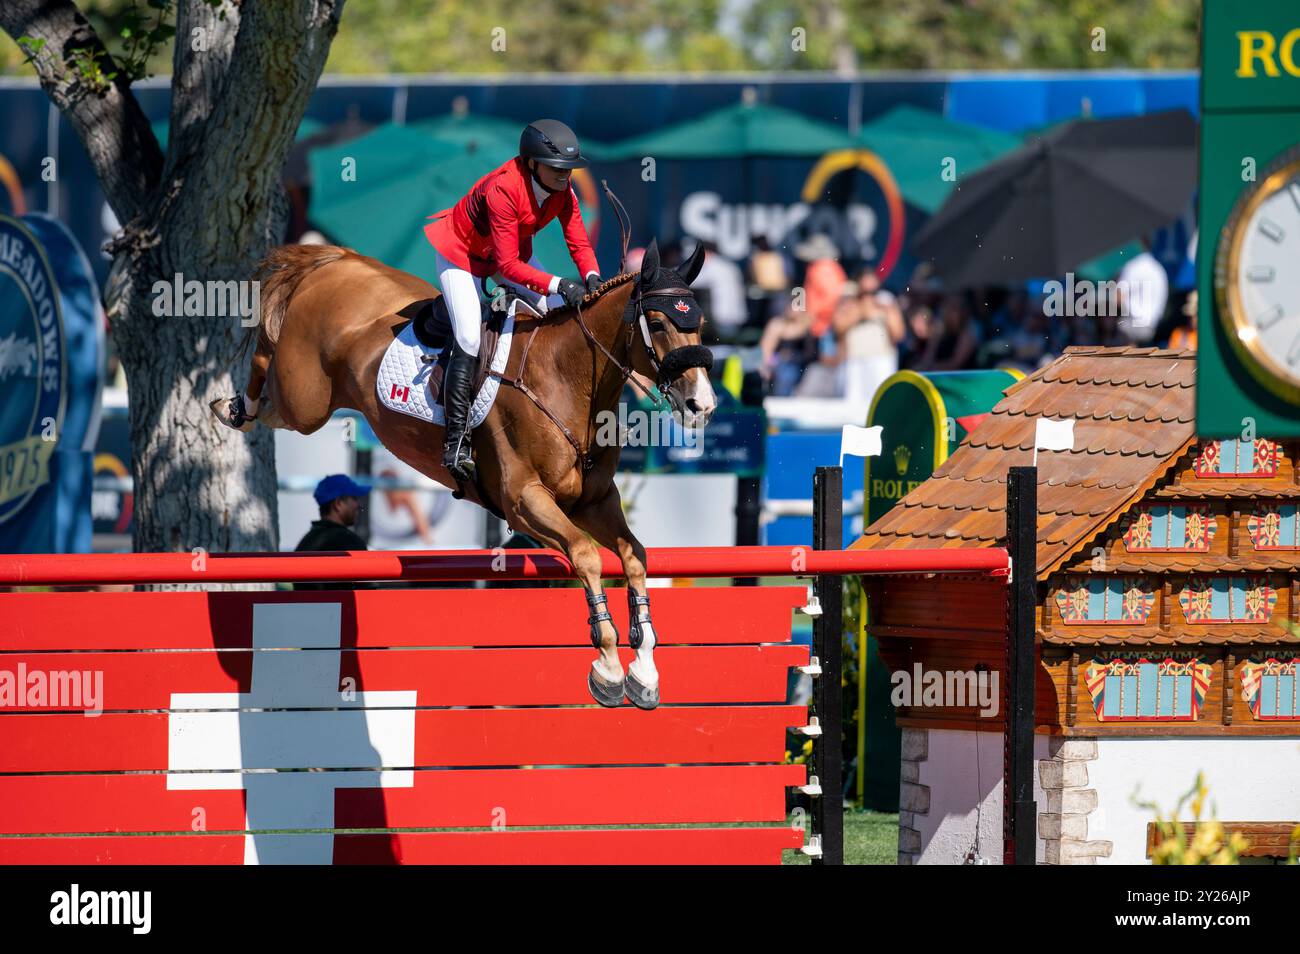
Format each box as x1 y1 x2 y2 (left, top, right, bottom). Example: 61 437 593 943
167 602 416 864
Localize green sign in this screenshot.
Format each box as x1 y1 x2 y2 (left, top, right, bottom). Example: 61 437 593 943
1199 0 1300 436
856 368 1021 810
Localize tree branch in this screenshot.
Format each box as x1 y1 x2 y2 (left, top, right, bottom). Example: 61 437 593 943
167 0 239 170
0 0 162 226
160 0 345 265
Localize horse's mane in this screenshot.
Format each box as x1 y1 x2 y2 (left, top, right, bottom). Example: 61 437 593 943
543 269 639 320
588 270 639 298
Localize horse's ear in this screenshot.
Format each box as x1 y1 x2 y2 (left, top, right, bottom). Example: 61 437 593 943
679 241 706 286
640 238 660 283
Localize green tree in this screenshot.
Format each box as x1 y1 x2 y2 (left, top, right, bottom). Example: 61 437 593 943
743 0 1200 72
322 0 752 74
3 0 1202 76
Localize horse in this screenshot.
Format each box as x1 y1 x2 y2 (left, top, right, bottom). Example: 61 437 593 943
211 238 717 708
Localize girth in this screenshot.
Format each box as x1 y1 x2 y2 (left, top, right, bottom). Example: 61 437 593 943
488 313 601 472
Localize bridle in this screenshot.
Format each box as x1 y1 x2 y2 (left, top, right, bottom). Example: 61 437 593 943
621 281 714 399
564 278 704 413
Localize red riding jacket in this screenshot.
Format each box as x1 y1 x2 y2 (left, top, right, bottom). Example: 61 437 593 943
424 156 600 296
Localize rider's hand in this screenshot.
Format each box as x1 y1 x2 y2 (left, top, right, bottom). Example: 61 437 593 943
584 274 602 295
557 278 585 308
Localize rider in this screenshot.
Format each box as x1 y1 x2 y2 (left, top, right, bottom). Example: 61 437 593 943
424 119 602 483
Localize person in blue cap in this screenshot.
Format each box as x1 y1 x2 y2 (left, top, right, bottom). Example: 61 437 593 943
293 475 372 590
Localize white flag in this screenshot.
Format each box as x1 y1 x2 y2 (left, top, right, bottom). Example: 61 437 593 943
1034 418 1075 451
1033 418 1075 467
840 424 883 467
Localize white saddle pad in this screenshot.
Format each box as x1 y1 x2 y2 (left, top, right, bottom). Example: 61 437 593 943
375 310 517 427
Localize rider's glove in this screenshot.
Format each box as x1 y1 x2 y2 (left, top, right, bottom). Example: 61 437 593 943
584 273 602 295
557 278 585 308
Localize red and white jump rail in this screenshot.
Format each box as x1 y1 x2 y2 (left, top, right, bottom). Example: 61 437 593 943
0 543 1008 866
0 544 1010 587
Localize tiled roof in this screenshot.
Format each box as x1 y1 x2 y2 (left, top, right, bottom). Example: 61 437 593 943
852 346 1196 577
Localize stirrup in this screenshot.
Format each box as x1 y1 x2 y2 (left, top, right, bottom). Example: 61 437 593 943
627 591 653 650
443 431 476 483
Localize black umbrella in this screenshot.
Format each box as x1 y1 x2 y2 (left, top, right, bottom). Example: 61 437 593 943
911 109 1197 288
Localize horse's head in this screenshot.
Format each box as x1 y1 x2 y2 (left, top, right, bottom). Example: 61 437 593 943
623 238 717 429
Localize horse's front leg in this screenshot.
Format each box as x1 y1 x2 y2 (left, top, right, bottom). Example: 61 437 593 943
210 336 273 432
570 486 660 710
509 482 625 707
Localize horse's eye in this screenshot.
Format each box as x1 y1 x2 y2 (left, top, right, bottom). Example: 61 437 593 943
648 318 665 332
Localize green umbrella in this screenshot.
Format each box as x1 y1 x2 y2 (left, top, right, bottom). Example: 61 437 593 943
308 123 469 213
307 122 594 286
409 112 524 156
411 113 616 162
600 101 856 160
857 105 1023 213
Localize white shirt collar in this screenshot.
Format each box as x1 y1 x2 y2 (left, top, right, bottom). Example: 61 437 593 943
531 177 551 205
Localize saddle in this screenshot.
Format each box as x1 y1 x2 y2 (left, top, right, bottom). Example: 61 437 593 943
404 296 509 411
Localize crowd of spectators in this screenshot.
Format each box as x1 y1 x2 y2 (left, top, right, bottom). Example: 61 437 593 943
650 233 1198 406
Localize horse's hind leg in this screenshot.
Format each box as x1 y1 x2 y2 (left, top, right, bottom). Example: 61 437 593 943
570 485 660 710
509 482 626 708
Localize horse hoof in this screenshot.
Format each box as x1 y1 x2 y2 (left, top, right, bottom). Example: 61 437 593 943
625 669 660 710
209 397 255 432
588 668 625 708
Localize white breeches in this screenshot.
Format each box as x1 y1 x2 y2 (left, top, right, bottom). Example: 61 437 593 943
435 252 560 358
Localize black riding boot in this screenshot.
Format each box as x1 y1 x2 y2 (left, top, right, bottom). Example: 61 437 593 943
442 342 477 483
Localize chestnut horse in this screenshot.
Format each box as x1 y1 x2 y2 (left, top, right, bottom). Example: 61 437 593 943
211 239 717 708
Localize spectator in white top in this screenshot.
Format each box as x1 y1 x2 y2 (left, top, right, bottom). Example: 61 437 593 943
1116 236 1169 344
836 269 904 409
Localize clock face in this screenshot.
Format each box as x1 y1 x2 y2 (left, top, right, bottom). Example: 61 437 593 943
1216 154 1300 404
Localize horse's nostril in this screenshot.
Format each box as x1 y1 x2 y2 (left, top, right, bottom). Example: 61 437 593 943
686 398 701 413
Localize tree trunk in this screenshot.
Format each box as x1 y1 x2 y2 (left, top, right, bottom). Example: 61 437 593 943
1 0 345 556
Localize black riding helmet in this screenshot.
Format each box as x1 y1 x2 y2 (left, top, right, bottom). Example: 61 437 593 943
519 119 589 170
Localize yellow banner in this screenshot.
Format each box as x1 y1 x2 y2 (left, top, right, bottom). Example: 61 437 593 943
0 434 54 508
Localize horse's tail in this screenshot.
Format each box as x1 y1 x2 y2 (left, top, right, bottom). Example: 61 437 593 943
236 244 350 363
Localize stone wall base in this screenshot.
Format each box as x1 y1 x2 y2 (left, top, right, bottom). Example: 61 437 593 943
898 727 929 865
1038 737 1111 865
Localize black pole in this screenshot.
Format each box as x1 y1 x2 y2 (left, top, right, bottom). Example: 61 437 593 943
734 476 762 586
811 465 844 865
1005 466 1038 865
354 446 372 543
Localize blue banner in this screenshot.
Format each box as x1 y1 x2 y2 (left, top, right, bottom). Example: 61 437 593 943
0 213 103 553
